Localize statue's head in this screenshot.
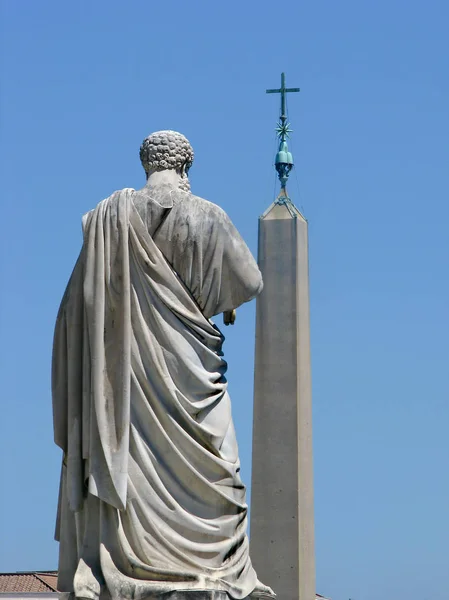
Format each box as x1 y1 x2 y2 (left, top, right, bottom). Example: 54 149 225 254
140 130 194 191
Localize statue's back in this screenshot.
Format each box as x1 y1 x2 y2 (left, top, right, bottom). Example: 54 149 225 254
52 131 272 600
132 185 261 319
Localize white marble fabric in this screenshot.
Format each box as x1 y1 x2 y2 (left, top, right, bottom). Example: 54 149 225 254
52 187 267 600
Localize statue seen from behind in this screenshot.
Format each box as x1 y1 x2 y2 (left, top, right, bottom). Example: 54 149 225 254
52 131 274 600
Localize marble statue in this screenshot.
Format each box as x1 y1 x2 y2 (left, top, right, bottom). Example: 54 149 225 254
52 131 274 600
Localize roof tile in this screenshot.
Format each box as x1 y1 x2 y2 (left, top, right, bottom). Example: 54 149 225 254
0 572 58 593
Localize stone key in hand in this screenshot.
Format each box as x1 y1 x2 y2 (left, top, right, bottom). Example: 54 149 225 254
223 310 236 326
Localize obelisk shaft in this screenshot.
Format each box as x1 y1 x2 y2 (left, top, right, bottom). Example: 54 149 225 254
250 202 315 600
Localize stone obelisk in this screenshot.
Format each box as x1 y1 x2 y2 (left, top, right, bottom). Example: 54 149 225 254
250 74 315 600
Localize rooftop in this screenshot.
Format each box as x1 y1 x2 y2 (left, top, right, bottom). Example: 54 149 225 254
0 573 58 594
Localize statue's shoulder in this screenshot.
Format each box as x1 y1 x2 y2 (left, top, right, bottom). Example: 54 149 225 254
174 190 230 224
82 188 135 229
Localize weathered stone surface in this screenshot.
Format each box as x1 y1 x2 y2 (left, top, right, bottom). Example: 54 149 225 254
52 132 274 600
58 593 231 600
144 592 230 600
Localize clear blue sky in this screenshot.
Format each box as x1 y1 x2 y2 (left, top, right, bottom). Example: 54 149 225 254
0 1 448 599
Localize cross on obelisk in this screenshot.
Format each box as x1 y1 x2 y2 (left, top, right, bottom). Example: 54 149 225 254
266 73 300 195
250 73 316 600
266 72 300 126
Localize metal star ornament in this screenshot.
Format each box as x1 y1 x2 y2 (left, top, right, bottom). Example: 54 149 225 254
276 121 292 139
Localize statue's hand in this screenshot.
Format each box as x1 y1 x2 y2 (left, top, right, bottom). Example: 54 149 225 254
223 309 236 326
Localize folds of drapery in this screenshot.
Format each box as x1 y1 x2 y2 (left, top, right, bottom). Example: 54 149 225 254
131 187 264 321
52 188 263 599
53 191 131 513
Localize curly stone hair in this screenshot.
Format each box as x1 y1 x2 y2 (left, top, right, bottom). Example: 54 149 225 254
139 130 194 178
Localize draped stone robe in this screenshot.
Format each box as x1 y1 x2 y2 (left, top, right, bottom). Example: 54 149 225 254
52 186 264 600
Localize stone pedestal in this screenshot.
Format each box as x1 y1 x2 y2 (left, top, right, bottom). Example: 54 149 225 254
250 201 315 600
153 592 230 600
63 591 231 600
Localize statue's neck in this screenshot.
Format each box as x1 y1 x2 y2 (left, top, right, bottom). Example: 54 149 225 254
145 170 182 189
